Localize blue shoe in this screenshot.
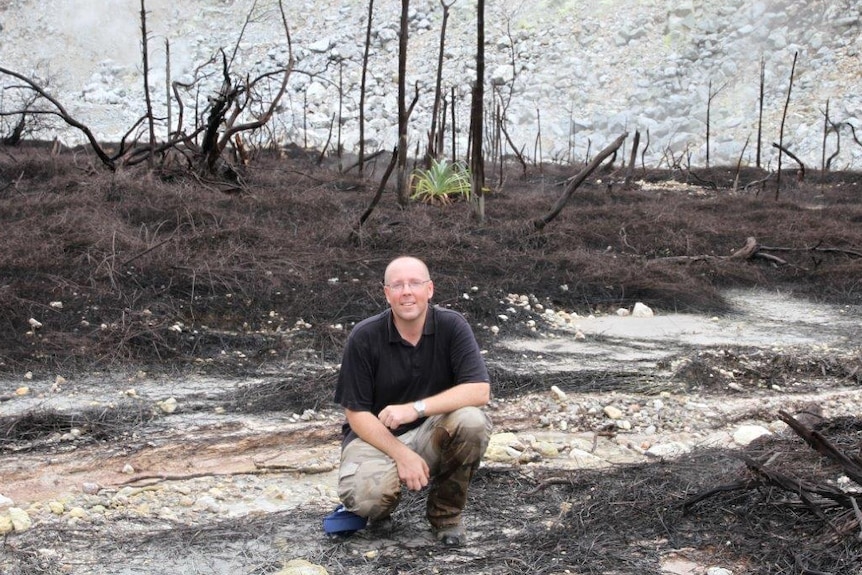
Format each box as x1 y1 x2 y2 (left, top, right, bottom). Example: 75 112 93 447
323 505 368 536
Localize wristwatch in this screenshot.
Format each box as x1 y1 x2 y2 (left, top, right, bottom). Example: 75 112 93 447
413 399 427 418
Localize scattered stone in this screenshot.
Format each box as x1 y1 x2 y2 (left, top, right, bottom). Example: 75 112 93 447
81 482 102 495
9 507 32 532
632 302 654 317
0 516 13 535
550 385 568 402
603 405 624 419
646 442 691 459
28 318 43 329
275 559 328 575
732 425 771 446
48 501 65 515
567 448 607 468
157 397 178 414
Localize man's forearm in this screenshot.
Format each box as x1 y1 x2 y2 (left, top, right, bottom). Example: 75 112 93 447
346 409 415 460
420 381 490 417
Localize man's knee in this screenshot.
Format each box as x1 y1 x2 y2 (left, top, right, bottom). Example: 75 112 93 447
438 407 492 461
338 456 401 520
448 406 492 442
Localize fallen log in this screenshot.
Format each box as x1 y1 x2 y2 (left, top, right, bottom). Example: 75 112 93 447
778 410 862 485
653 236 860 268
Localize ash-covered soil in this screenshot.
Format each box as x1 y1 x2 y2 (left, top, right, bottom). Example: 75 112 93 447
2 149 862 574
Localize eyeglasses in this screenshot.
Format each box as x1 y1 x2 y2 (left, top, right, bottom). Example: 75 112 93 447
385 279 430 293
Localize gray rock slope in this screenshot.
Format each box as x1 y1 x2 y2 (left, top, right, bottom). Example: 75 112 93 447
1 0 860 167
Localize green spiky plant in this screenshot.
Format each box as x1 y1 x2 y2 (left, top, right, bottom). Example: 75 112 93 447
410 158 472 206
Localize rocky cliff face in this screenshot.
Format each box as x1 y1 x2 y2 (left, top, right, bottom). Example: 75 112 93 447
1 0 860 167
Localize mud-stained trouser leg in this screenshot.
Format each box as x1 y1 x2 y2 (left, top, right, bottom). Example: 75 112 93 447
338 407 492 525
413 406 493 529
338 438 403 521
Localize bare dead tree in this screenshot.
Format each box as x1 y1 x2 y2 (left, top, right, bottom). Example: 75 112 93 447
821 98 829 179
705 79 726 169
140 0 156 169
844 120 862 148
641 129 650 170
198 0 294 176
358 0 374 177
0 90 40 146
623 130 640 189
773 142 805 181
533 133 627 231
426 0 456 166
756 56 765 169
470 0 486 223
450 86 457 163
1 0 292 176
0 66 118 169
396 0 410 206
165 39 172 142
732 134 750 193
352 147 398 239
775 51 798 200
533 107 542 168
824 113 842 173
499 121 527 176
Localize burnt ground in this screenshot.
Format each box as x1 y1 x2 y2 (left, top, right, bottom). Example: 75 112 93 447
1 145 862 574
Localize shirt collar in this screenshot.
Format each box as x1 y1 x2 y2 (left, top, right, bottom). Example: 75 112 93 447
386 305 436 343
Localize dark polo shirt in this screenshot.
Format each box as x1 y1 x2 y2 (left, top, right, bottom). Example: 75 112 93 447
335 305 490 446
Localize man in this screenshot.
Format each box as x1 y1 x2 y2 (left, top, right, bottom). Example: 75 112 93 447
334 255 492 546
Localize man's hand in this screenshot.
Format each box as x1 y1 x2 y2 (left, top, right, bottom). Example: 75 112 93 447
395 449 430 491
377 403 419 430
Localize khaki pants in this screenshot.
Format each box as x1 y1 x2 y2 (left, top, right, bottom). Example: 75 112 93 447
338 406 492 529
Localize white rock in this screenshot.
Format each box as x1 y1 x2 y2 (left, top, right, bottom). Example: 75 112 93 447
707 568 734 575
48 501 65 515
732 425 771 446
616 308 630 317
550 385 568 402
28 318 43 329
603 405 624 419
646 442 691 458
49 301 63 309
632 302 654 317
81 482 102 495
567 448 607 468
9 507 32 532
157 397 178 414
274 559 328 575
122 463 136 474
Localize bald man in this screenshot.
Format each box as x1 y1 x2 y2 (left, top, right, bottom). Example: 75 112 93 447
334 256 492 546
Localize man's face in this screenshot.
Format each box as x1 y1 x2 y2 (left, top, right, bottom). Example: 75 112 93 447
384 259 434 324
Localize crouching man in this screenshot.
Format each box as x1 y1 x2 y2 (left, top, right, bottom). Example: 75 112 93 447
334 256 492 546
